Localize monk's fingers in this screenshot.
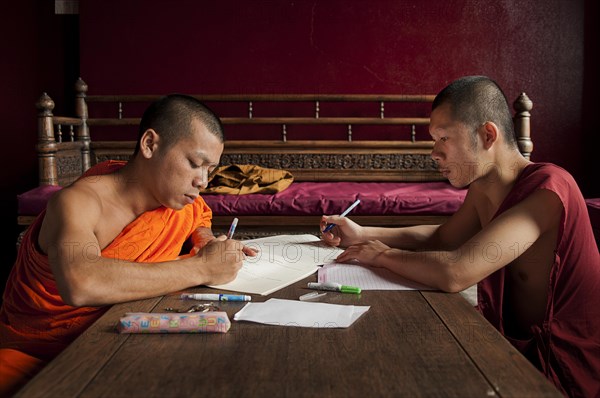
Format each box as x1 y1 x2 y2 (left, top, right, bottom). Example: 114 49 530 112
321 232 342 247
320 216 329 229
242 245 258 257
336 246 360 262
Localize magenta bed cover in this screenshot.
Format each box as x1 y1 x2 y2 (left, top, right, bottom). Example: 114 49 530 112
202 181 466 216
18 181 466 218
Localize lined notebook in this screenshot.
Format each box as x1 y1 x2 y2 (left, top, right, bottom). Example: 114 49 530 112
209 234 343 296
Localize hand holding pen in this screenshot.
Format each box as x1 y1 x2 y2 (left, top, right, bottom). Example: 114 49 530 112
187 218 239 257
224 217 259 257
320 199 363 248
187 217 258 259
322 199 360 233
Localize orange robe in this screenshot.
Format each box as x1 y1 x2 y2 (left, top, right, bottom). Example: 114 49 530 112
0 161 213 396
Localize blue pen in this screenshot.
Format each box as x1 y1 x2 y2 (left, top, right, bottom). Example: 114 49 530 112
323 199 360 233
227 217 239 239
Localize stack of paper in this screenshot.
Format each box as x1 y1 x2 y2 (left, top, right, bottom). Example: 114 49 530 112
233 298 369 328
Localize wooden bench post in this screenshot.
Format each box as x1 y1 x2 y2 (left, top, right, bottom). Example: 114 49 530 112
36 93 58 186
75 78 91 171
513 92 533 159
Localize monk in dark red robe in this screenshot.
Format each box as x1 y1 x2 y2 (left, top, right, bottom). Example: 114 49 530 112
323 76 600 397
478 163 600 397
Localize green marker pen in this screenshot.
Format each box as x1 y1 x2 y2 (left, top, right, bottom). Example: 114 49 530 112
307 282 361 294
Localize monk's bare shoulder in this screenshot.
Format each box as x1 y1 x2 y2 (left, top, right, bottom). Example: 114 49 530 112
38 177 108 253
435 187 483 250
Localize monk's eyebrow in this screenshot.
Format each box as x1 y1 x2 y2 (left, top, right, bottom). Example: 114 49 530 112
192 151 219 167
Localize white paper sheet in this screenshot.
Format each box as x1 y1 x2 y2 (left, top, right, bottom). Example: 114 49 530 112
233 298 369 328
318 262 433 290
319 263 478 305
209 234 344 296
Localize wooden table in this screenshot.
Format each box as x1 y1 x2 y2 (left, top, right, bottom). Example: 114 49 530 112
16 277 561 397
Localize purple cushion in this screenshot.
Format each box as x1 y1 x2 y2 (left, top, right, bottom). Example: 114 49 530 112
202 182 466 216
18 182 466 217
17 185 62 216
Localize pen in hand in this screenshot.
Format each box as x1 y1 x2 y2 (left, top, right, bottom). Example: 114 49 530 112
323 199 360 233
227 217 239 239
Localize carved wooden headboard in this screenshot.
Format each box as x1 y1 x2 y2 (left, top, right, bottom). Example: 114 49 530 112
35 78 533 187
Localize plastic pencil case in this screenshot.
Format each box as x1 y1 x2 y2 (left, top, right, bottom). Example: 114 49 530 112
117 312 231 333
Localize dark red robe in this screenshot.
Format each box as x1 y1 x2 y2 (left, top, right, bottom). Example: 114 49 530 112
478 163 600 397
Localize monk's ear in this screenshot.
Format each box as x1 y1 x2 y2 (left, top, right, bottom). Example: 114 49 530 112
479 122 499 150
139 129 160 159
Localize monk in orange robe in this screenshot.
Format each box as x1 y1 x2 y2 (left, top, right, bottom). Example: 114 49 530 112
0 95 255 396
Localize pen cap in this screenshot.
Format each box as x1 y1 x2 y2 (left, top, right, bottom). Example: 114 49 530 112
340 285 361 294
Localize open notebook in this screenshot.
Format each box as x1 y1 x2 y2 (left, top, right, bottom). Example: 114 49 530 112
209 234 343 296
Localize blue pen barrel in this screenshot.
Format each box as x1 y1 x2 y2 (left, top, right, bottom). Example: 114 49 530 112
220 294 251 301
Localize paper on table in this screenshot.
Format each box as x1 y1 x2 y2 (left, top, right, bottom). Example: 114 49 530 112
209 234 344 296
318 263 433 290
233 298 369 328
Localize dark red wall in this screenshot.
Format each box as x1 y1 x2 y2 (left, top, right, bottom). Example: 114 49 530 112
79 0 587 185
0 1 77 289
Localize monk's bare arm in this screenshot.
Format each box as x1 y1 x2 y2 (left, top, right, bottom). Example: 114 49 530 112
356 190 481 250
39 188 243 307
337 189 562 291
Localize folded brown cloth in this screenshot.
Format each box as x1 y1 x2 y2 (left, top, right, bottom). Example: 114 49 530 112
201 164 294 195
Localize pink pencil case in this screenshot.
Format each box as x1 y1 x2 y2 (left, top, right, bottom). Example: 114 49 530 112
117 312 231 334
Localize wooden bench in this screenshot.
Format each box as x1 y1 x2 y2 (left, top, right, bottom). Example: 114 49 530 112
19 78 534 237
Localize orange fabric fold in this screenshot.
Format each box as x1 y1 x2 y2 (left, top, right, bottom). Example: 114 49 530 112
0 160 213 395
0 349 44 397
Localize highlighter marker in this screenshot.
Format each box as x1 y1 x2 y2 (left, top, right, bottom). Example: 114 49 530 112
307 282 361 294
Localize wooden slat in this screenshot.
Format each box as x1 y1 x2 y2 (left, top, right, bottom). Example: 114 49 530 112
15 297 163 398
421 291 562 397
222 117 430 125
87 118 138 126
50 141 84 150
223 140 434 150
52 116 83 125
87 117 430 127
86 94 436 102
89 140 435 151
